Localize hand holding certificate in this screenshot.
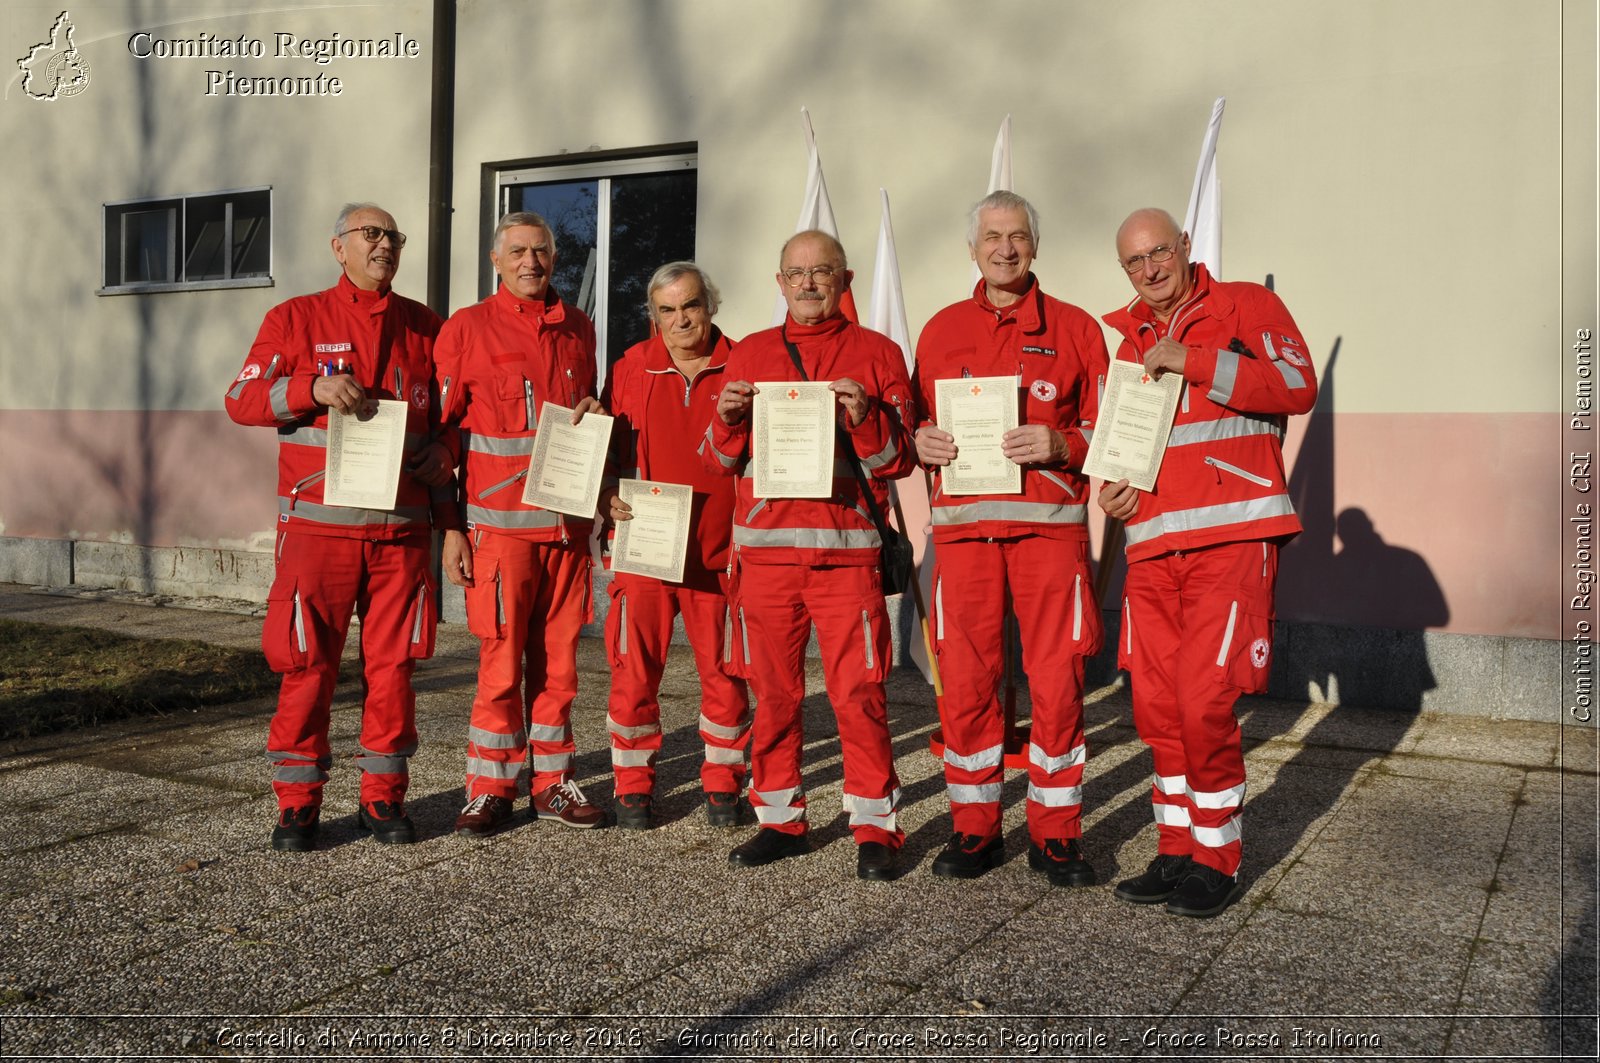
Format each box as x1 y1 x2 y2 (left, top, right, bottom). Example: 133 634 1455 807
611 479 692 583
1082 360 1182 491
324 398 408 510
522 402 614 517
752 380 835 498
935 375 1021 496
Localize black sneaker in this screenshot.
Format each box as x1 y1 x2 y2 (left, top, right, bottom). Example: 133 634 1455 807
357 800 417 845
1165 862 1242 918
615 792 653 831
1114 853 1194 905
705 791 740 828
270 806 319 852
1029 838 1095 887
931 833 1004 879
728 827 809 868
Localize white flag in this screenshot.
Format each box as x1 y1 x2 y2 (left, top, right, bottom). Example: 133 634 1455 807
1182 97 1225 277
971 115 1014 286
773 108 849 325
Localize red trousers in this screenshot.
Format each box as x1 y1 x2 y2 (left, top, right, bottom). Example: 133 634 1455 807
460 531 592 799
605 572 750 796
933 536 1103 844
261 530 433 810
737 564 902 847
1120 540 1278 876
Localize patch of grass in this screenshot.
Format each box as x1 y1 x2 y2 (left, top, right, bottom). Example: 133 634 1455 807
0 619 279 740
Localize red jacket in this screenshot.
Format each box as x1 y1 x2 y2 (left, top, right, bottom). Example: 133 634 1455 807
435 284 597 543
913 276 1108 543
701 314 916 568
1101 263 1317 562
224 274 448 539
603 329 738 587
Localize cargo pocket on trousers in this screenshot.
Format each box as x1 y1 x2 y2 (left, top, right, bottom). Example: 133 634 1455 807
262 577 309 674
464 558 503 640
1219 600 1275 694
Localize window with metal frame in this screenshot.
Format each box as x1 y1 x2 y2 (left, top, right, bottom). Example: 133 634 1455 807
101 187 272 294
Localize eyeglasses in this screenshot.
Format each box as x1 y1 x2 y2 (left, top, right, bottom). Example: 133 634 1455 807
779 265 841 286
1120 242 1181 274
340 225 407 248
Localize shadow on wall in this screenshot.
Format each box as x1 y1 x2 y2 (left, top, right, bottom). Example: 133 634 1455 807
1278 335 1451 712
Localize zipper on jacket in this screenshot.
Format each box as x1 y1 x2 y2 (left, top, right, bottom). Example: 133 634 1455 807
1040 470 1076 497
495 570 505 630
479 468 529 499
265 353 282 379
288 469 328 510
1205 456 1273 487
394 366 403 399
524 379 535 430
440 375 452 414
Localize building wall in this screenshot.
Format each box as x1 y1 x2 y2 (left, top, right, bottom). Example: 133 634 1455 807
1 1 1593 671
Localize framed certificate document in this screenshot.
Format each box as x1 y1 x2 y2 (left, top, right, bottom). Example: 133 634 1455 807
752 380 835 499
1082 360 1182 491
935 375 1021 496
323 399 407 511
611 479 693 583
522 402 614 517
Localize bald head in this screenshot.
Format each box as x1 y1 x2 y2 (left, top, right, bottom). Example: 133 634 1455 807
1115 207 1193 320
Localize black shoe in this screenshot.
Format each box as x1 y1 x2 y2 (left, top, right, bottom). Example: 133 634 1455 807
1165 862 1242 918
1114 853 1194 904
615 792 653 831
856 841 898 881
931 833 1004 879
270 806 319 852
1029 838 1095 888
357 800 416 845
728 828 808 867
705 790 740 827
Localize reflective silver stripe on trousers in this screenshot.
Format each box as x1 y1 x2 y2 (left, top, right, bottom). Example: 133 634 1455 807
1026 782 1083 807
1216 601 1239 667
944 742 1005 772
703 746 746 765
1167 411 1284 448
1189 782 1246 809
466 755 523 780
464 431 536 457
610 749 655 767
1154 803 1191 827
1123 494 1297 546
1154 772 1187 795
699 714 748 741
947 782 1003 803
272 765 327 783
1029 742 1086 774
530 723 568 742
468 725 526 750
270 378 294 421
842 788 901 831
732 526 882 551
1191 818 1242 848
279 499 430 527
465 505 564 530
932 500 1088 526
861 610 873 670
607 715 660 740
753 785 805 824
354 753 410 775
532 753 572 772
1209 348 1241 406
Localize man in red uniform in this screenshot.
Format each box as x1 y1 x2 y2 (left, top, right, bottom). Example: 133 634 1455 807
1099 207 1317 917
601 262 750 829
226 203 451 851
704 230 917 881
437 211 607 836
912 191 1108 885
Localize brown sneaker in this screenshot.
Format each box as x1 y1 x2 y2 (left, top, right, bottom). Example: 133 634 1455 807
531 778 606 829
454 793 515 837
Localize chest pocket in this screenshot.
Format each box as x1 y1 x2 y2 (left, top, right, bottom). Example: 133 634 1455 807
491 356 537 432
